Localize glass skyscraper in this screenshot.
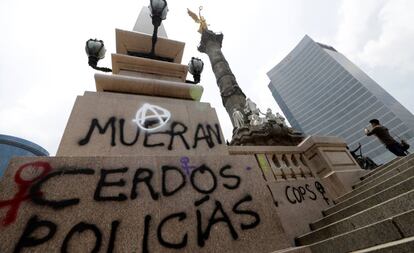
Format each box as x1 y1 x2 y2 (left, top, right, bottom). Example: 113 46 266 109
267 35 414 164
0 134 49 177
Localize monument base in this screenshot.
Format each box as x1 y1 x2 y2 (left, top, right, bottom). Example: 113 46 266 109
0 155 293 253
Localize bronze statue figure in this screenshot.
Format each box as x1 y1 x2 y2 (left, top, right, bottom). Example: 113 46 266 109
187 6 208 33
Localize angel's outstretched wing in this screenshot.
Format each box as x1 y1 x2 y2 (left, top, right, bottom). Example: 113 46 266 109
187 8 200 23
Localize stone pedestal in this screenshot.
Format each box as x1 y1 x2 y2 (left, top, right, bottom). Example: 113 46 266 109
94 73 203 100
57 92 226 157
116 29 182 63
111 53 188 82
0 156 291 253
300 136 366 198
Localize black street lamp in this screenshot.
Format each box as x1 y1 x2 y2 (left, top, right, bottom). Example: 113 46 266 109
85 39 112 72
149 0 168 57
187 57 204 84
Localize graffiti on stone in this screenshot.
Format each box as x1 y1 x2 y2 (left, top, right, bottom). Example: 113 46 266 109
133 103 171 132
78 117 223 150
77 102 224 151
180 156 195 177
314 181 330 205
284 182 330 205
0 157 270 252
0 162 51 226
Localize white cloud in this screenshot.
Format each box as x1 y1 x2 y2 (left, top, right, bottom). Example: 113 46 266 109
333 0 414 114
335 0 414 71
358 0 414 72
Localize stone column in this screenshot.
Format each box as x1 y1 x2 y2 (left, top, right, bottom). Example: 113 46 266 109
198 30 246 127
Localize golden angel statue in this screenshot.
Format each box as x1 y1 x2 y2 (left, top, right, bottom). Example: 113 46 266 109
187 6 209 33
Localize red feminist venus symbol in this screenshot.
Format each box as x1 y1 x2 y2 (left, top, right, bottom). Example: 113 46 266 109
0 161 51 226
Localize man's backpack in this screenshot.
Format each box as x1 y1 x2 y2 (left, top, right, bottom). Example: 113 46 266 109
400 139 410 151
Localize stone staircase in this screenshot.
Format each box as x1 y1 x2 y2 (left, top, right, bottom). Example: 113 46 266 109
274 153 414 253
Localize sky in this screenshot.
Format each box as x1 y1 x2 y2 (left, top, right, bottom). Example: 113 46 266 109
0 0 413 155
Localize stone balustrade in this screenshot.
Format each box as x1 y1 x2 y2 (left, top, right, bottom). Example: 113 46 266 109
255 152 314 181
228 136 366 198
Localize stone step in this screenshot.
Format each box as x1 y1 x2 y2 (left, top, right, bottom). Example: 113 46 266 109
357 157 403 183
271 246 312 253
311 176 414 230
325 165 414 215
274 235 414 253
354 154 414 189
297 191 414 245
359 156 403 181
350 236 414 253
337 159 414 204
304 210 414 253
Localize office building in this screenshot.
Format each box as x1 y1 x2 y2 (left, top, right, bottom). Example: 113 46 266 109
0 134 49 177
267 35 414 164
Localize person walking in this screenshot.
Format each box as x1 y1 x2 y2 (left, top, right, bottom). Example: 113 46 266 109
364 119 407 157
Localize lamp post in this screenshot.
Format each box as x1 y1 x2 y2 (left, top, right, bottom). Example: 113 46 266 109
127 0 171 61
85 39 112 72
149 0 168 57
187 57 204 84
